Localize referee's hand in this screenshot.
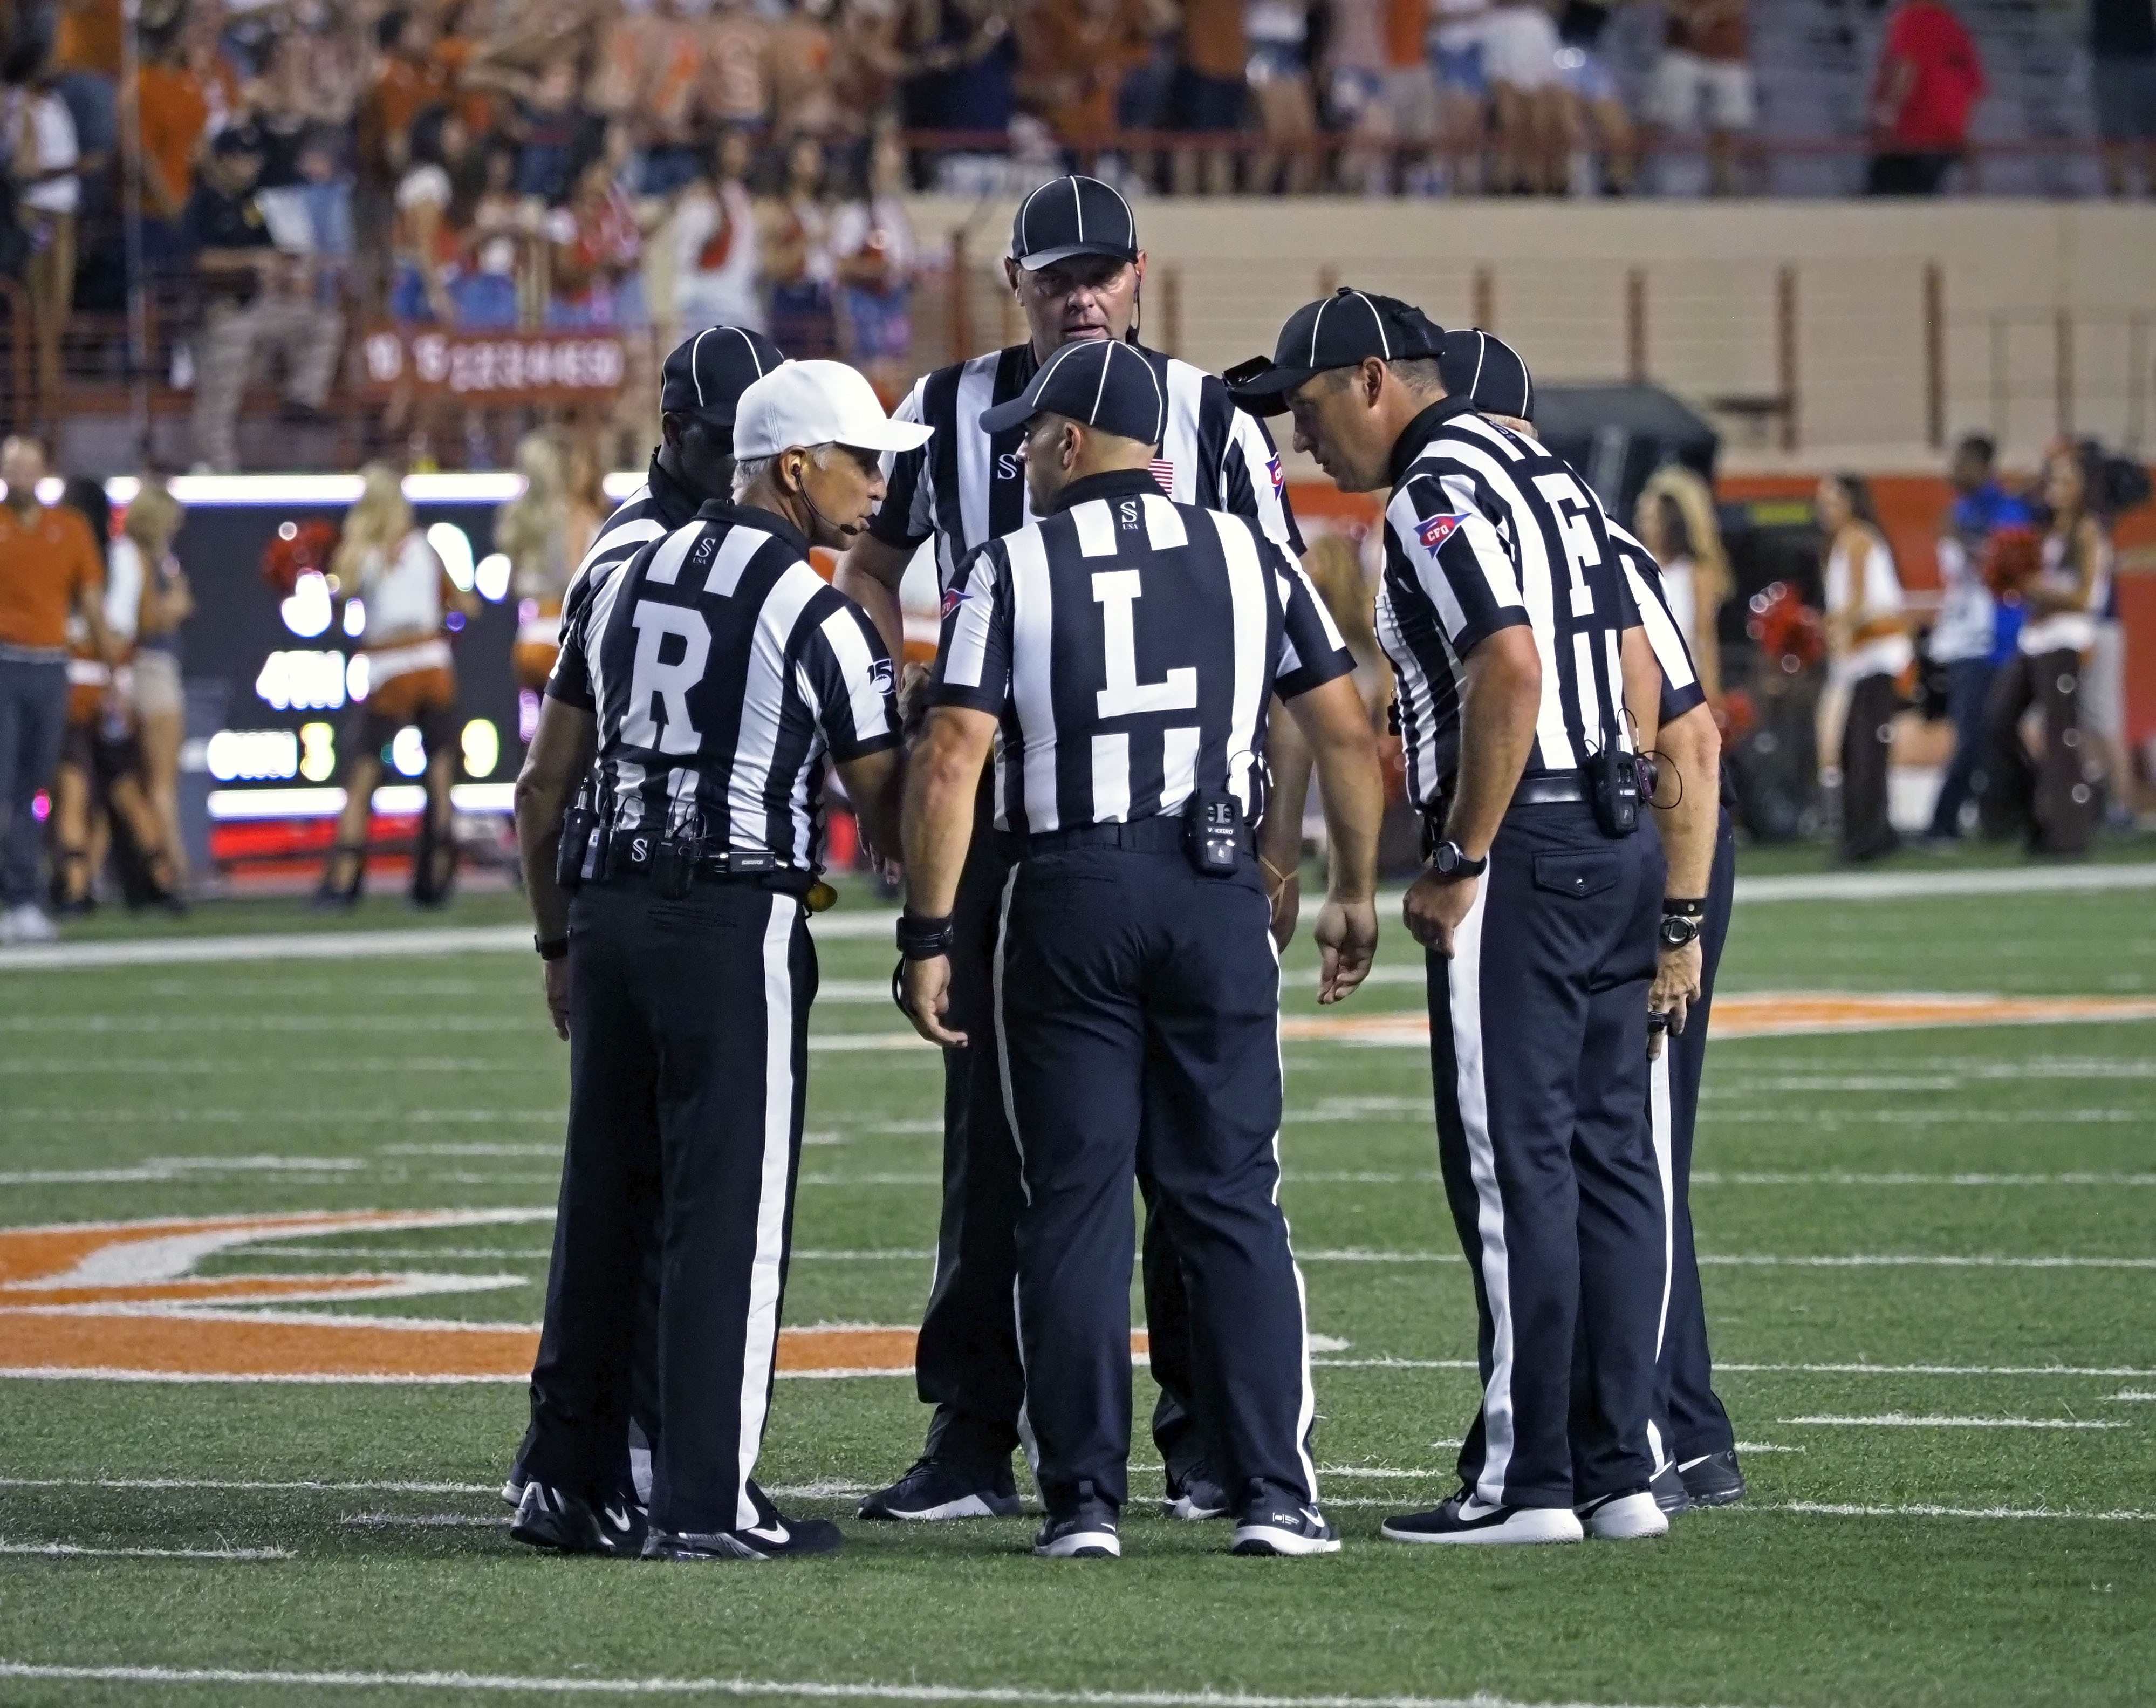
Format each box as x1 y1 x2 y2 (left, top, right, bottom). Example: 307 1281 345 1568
1647 939 1703 1060
1402 870 1477 959
1313 898 1378 1005
901 954 969 1049
542 959 571 1042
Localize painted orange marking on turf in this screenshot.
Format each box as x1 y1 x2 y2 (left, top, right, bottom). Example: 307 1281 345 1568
1282 992 2156 1047
0 1214 1152 1381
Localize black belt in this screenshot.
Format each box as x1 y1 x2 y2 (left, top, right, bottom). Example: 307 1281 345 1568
601 830 815 894
996 815 1252 862
1425 770 1589 824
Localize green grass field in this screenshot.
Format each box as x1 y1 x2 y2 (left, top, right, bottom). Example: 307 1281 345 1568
2 867 2153 1706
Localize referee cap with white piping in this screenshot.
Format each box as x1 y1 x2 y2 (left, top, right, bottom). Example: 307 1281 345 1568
732 359 934 460
1010 175 1140 272
660 325 786 425
1441 328 1535 423
977 339 1166 447
1224 289 1447 416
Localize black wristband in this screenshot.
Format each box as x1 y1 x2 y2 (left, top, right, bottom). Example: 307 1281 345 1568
1662 897 1707 918
535 935 569 961
896 911 955 960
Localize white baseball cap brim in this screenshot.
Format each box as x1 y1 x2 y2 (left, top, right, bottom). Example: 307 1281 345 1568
731 359 934 460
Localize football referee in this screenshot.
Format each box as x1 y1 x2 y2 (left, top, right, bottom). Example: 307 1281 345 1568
502 321 784 1519
1233 291 1670 1547
897 337 1384 1557
508 360 919 1561
837 175 1302 1525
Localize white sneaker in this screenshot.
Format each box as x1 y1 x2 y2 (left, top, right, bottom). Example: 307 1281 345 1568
1576 1489 1669 1539
3 904 59 945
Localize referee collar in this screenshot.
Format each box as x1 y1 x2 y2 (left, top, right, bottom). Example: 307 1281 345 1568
1041 467 1163 517
693 496 813 563
1386 395 1481 490
647 452 709 528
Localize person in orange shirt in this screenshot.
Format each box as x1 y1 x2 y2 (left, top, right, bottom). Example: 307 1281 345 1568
126 32 212 259
0 436 114 944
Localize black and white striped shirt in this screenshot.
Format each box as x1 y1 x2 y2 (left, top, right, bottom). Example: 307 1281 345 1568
929 470 1351 836
1374 400 1640 810
1607 519 1706 730
872 341 1305 592
547 500 899 871
551 455 707 623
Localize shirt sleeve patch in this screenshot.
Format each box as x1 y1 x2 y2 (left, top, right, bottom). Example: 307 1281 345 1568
1416 513 1468 556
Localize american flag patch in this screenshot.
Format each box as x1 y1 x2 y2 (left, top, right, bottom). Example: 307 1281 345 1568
1416 513 1466 555
1148 459 1174 497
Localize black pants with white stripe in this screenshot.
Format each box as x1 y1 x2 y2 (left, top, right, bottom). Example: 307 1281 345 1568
522 878 812 1535
915 838 1206 1481
1650 808 1738 1467
1425 802 1665 1509
997 848 1317 1516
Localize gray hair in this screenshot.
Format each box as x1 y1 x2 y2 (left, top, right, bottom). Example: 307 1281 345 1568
1388 358 1446 396
733 444 836 501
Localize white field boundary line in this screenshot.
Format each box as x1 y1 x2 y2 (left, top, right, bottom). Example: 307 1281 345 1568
1731 863 2156 903
1292 1252 2156 1269
1311 1359 2156 1376
0 1477 498 1494
0 1541 290 1560
0 1664 1737 1708
1744 1502 2156 1521
1778 1414 2127 1429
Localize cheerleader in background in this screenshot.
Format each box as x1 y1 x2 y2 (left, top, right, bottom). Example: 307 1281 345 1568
495 432 604 698
1817 472 1913 864
116 479 195 893
316 464 478 909
1636 463 1731 709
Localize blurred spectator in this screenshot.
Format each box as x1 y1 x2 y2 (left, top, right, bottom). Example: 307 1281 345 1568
1427 0 1489 194
1017 0 1156 149
49 0 118 214
600 0 709 193
832 125 915 398
672 127 764 334
112 477 193 896
253 0 367 192
1985 443 2113 855
544 153 646 329
904 0 1018 162
830 0 912 144
1651 0 1752 196
1319 0 1392 193
457 138 526 327
700 0 774 139
6 67 83 418
1168 0 1245 192
510 56 590 203
1818 472 1911 863
769 0 839 141
0 434 111 946
1245 0 1319 193
1557 0 1634 194
184 127 343 472
1636 463 1729 705
1924 433 2002 843
390 103 477 323
758 131 837 355
2092 0 2156 196
125 27 214 260
1866 0 1984 196
360 8 452 183
1484 0 1564 194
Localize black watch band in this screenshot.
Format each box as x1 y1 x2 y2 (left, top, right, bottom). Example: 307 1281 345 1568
896 911 955 960
1431 839 1487 880
1658 914 1702 950
1662 896 1708 918
535 935 569 961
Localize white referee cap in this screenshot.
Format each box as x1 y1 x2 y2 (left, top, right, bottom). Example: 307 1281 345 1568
733 360 933 460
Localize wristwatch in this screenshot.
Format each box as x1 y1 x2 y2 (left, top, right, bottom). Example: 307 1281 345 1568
1430 840 1487 881
1658 914 1703 951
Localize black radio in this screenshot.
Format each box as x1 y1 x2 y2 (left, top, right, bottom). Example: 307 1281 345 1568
1588 746 1642 838
1183 790 1244 877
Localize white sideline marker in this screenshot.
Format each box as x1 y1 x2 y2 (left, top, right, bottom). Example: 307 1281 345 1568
1780 1415 2126 1429
0 1542 290 1560
0 1664 1734 1707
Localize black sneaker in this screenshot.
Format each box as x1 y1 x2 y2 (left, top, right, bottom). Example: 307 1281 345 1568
1229 1482 1340 1556
1161 1463 1230 1521
1678 1448 1746 1507
508 1480 647 1556
857 1456 1021 1521
1380 1491 1583 1546
642 1483 842 1560
1649 1459 1693 1514
1034 1481 1120 1557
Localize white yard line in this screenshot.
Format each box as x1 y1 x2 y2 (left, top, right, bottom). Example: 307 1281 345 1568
0 1541 290 1560
0 1664 1722 1707
1779 1414 2126 1429
1731 863 2156 903
0 1477 497 1494
1746 1502 2156 1521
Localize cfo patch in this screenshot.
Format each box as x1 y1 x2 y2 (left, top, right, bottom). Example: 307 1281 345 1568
940 584 969 621
1416 514 1467 556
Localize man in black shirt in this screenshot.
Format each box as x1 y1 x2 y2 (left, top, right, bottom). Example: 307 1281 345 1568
182 128 341 472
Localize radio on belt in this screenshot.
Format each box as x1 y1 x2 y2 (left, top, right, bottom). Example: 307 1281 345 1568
1183 790 1243 876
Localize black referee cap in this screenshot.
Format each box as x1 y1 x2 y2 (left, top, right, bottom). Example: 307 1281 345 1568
1225 289 1448 416
1441 329 1535 423
1010 175 1140 272
660 325 786 425
977 339 1166 447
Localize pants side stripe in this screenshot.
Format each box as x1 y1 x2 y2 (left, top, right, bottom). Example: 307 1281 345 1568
1265 927 1320 1505
733 894 798 1529
1646 1044 1677 1472
991 866 1041 1482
